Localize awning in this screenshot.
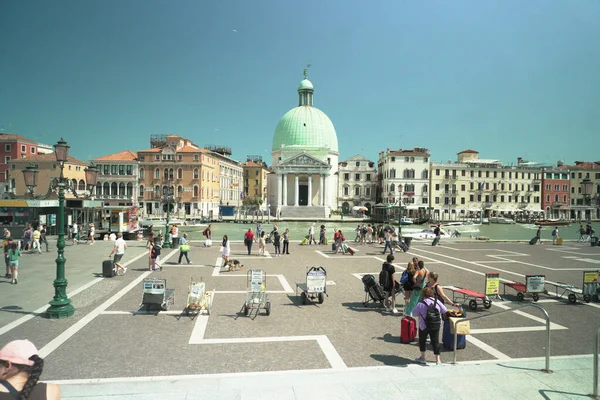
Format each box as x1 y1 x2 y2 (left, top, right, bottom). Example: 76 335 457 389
0 200 28 207
405 205 420 210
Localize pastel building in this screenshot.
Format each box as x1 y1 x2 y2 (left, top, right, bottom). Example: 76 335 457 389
541 165 570 219
92 150 139 207
337 155 377 215
560 161 600 220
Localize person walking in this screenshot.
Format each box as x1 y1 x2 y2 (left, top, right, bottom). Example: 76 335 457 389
282 228 290 255
0 339 61 399
40 226 49 252
381 254 399 313
7 241 20 285
382 228 394 254
221 235 230 265
71 221 78 245
3 237 14 280
31 228 41 254
319 225 326 245
203 224 212 247
21 226 32 252
178 233 191 264
88 223 95 245
108 232 128 275
308 223 317 245
146 225 155 248
170 224 179 247
578 224 586 242
536 226 542 245
552 226 559 245
272 227 281 256
244 228 254 255
148 237 161 271
413 287 448 365
258 231 266 256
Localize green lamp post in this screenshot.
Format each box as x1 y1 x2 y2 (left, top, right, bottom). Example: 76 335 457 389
22 139 98 319
162 180 174 248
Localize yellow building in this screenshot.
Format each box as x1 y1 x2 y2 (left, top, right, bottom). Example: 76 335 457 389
242 157 270 206
137 135 220 219
560 161 600 220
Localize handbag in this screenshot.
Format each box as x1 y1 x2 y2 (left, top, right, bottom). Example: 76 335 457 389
179 244 190 252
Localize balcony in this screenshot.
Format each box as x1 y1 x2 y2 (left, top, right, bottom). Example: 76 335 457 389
552 201 564 207
443 191 457 196
482 202 493 209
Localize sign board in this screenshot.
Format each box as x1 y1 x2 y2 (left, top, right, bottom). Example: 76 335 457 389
306 269 326 293
49 214 56 226
582 270 599 296
250 270 264 292
583 271 599 284
190 282 205 299
526 275 546 294
39 215 47 225
485 272 500 296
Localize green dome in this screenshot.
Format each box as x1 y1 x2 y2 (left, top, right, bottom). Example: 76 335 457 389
272 106 339 152
298 79 313 90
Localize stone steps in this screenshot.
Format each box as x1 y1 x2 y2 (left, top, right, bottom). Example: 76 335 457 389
279 206 326 219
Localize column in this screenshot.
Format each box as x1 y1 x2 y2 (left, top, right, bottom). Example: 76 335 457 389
282 174 287 206
323 175 328 207
307 174 312 206
320 175 325 205
277 174 282 206
294 175 299 206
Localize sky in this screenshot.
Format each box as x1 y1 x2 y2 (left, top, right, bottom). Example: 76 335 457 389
1 0 599 166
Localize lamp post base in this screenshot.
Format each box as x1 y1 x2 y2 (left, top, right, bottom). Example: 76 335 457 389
46 301 75 319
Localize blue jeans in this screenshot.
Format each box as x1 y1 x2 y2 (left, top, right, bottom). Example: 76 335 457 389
382 241 393 254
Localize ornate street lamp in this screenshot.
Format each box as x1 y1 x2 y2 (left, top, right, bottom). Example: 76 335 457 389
162 180 174 248
21 138 99 319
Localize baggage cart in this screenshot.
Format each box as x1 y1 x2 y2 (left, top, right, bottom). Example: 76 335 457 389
548 270 599 304
502 275 547 302
140 278 175 312
295 266 328 305
242 269 271 317
183 278 212 319
444 286 492 311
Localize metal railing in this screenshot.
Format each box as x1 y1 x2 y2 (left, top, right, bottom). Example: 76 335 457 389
593 325 599 398
452 304 552 373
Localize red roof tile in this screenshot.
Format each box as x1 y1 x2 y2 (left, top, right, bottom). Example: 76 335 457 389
9 153 88 165
458 149 479 154
92 150 138 162
0 133 38 145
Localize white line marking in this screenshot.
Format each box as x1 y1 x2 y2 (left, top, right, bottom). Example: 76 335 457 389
214 290 291 294
188 315 209 343
316 336 348 369
491 301 567 329
38 249 178 358
100 310 184 315
275 274 294 293
466 335 511 360
469 326 567 334
0 249 149 336
315 251 331 258
470 260 514 264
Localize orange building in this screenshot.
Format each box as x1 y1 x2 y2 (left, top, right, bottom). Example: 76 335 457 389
137 135 220 218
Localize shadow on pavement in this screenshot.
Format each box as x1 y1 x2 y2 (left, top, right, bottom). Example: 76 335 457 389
370 354 412 367
539 389 588 399
341 301 385 313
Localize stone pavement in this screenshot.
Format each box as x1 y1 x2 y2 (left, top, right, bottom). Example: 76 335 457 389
0 237 599 399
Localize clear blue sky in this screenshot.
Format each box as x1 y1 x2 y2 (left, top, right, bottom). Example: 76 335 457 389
1 0 599 166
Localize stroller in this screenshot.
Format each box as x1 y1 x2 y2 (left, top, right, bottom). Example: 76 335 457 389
362 274 386 307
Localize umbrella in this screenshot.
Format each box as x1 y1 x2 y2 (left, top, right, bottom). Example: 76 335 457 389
358 206 368 211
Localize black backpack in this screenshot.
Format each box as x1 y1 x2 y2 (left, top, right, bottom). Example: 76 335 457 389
422 298 441 330
379 264 391 289
151 244 161 258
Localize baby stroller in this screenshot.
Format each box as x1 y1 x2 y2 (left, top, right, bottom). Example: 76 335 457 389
362 274 386 307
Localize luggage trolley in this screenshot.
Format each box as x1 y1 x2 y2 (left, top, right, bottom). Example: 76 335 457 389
502 275 547 302
184 278 213 319
548 270 600 304
295 266 328 305
242 269 271 316
444 272 500 311
140 278 175 312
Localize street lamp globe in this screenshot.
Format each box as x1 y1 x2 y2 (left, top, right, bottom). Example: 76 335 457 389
54 138 70 163
85 164 99 189
22 165 39 193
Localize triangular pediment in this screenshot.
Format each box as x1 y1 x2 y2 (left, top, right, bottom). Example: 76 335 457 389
279 152 329 167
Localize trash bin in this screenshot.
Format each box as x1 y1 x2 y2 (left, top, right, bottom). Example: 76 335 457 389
172 237 180 247
591 236 598 247
403 237 413 248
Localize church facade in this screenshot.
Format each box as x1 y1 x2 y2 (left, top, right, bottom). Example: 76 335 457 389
268 70 339 218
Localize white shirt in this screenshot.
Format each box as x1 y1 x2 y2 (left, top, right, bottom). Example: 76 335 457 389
115 237 126 255
109 233 116 241
72 223 78 233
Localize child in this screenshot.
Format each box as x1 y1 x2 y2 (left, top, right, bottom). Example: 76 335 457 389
149 237 162 271
8 241 21 284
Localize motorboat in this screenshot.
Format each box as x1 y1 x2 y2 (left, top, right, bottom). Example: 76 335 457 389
181 219 209 230
489 217 516 224
535 219 571 227
399 217 414 226
403 227 448 240
140 217 185 229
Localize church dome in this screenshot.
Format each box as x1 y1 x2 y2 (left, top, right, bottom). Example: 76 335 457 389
272 106 338 152
272 72 338 153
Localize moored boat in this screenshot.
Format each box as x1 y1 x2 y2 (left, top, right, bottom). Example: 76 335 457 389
535 219 570 227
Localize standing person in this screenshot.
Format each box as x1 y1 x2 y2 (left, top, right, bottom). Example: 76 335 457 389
2 228 10 240
40 226 49 252
256 223 263 238
413 287 448 365
178 233 191 265
21 226 32 252
170 225 179 247
381 254 399 313
404 261 428 316
258 231 266 256
427 272 459 306
71 221 78 245
360 225 367 245
367 225 374 244
282 228 290 255
88 223 95 245
433 224 441 246
148 237 161 271
203 224 212 247
0 339 61 399
552 226 559 245
308 223 317 245
382 228 394 254
108 233 128 275
221 235 230 265
319 225 326 245
536 226 542 245
272 227 281 256
7 241 20 285
3 237 14 280
578 224 586 242
146 225 154 248
378 225 385 244
402 261 416 310
244 228 254 255
31 227 41 254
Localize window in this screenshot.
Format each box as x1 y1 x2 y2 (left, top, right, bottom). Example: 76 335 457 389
154 168 160 179
193 185 199 197
155 155 159 160
4 144 10 152
435 197 440 204
119 165 125 175
4 156 10 164
194 154 199 161
460 197 465 204
422 184 428 193
355 161 360 167
365 187 371 196
344 173 349 181
554 184 559 191
422 197 428 204
469 194 474 201
111 165 117 175
461 184 466 191
139 185 145 196
405 157 409 162
478 171 482 178
546 194 550 202
126 165 132 175
366 174 371 181
486 171 490 178
343 186 349 196
435 184 440 191
178 154 182 161
500 195 505 202
11 164 15 170
355 173 360 180
477 195 481 201
354 186 360 196
563 194 567 202
390 183 395 192
461 170 465 176
30 147 35 154
391 157 395 162
193 168 199 179
422 170 428 179
140 168 145 179
562 184 568 191
21 145 26 152
435 169 440 176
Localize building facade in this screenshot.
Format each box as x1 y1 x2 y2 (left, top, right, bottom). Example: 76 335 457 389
242 157 270 207
561 161 600 221
377 148 430 218
0 133 40 196
92 150 139 208
137 135 220 219
337 155 376 215
541 165 570 219
204 146 243 207
430 150 543 221
267 69 339 218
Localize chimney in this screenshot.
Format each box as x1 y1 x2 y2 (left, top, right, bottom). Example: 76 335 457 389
517 157 523 165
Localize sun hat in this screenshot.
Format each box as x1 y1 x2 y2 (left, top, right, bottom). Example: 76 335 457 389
0 340 39 366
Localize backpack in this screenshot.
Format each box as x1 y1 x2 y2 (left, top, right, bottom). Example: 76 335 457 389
379 265 391 289
400 270 409 284
202 229 207 237
362 227 367 235
551 229 557 237
151 244 161 258
422 299 441 330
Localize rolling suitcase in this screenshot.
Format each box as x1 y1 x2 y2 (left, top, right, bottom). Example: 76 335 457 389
442 318 467 350
398 241 409 252
556 237 563 245
347 247 355 255
529 237 538 245
102 259 115 278
400 316 417 343
332 243 336 251
432 236 440 246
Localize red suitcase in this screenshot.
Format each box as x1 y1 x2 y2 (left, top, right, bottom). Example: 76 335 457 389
400 316 417 343
347 247 355 255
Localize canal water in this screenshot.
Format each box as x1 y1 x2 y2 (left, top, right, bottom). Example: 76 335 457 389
178 220 593 242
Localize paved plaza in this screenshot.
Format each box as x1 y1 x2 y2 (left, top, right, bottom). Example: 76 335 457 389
0 236 598 399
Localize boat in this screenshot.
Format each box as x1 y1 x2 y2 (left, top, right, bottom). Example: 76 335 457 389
399 217 414 226
403 227 448 240
413 216 430 225
181 219 209 230
535 219 571 227
140 217 185 229
489 217 516 224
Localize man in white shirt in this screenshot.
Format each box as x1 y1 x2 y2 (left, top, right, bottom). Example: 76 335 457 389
109 233 128 275
71 222 78 245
